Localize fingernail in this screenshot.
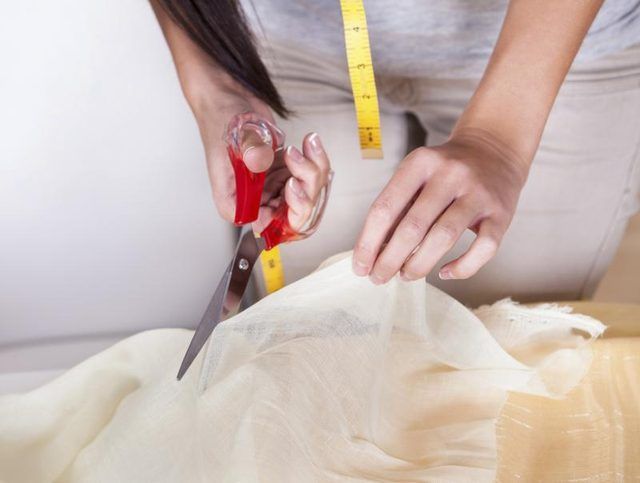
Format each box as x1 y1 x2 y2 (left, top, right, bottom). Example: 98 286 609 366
288 177 305 198
352 259 369 276
309 133 323 154
287 145 304 163
439 269 453 280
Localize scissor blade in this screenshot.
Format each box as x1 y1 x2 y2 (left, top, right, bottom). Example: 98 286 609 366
176 231 264 381
176 262 233 380
221 231 264 318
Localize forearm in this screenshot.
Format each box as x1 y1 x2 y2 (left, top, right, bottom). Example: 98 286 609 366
453 0 604 170
149 0 246 117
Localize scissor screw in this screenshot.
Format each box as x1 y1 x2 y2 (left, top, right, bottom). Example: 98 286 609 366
238 258 250 271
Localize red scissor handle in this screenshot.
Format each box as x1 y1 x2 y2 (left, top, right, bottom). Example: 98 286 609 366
224 112 332 250
225 112 283 225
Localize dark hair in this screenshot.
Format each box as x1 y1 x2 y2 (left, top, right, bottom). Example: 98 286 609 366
156 0 292 119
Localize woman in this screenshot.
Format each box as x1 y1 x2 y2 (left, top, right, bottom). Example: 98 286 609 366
151 0 640 306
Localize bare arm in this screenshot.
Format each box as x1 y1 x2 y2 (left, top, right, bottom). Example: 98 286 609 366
454 0 605 168
149 0 246 115
353 0 605 283
148 1 331 231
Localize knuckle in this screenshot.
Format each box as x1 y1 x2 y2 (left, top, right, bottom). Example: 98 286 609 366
307 163 322 186
452 160 473 177
318 161 331 178
370 196 395 222
399 215 426 240
416 145 438 159
318 168 331 186
354 240 375 258
443 161 474 187
403 146 430 167
431 221 460 243
412 145 431 159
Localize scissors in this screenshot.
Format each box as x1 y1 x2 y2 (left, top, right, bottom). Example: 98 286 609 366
177 111 332 380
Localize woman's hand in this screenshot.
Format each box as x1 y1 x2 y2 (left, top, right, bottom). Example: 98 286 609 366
194 92 331 233
352 129 530 283
150 0 331 232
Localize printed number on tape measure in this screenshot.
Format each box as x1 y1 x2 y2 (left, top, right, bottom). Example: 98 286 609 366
340 0 383 159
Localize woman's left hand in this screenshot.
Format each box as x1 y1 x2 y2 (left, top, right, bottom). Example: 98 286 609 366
352 129 530 283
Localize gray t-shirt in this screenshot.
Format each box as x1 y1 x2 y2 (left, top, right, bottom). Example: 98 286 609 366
241 0 640 78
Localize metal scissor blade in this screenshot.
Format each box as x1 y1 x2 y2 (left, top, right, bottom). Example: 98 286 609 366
176 262 233 380
221 231 264 318
176 231 264 381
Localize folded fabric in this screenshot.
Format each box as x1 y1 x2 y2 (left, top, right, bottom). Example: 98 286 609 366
0 254 605 482
497 335 640 481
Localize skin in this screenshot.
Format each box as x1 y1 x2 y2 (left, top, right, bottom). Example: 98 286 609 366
150 2 331 233
355 0 605 283
151 0 603 282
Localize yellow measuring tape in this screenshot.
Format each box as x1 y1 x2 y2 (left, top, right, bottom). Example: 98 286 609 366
340 0 383 159
260 0 382 294
259 244 285 294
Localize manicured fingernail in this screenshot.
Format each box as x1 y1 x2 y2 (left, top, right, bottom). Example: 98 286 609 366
309 133 323 154
439 269 453 280
287 145 304 163
352 259 369 276
288 177 305 198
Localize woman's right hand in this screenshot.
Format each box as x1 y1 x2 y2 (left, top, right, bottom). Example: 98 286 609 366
194 92 331 233
150 1 330 234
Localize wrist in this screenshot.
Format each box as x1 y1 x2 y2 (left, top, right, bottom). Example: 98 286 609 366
452 101 542 161
447 125 531 187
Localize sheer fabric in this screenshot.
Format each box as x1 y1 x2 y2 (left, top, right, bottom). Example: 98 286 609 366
0 255 605 482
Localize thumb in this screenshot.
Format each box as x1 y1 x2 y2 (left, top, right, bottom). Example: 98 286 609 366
240 128 275 173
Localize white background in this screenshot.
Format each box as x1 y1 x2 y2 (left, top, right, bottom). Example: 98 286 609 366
0 1 234 372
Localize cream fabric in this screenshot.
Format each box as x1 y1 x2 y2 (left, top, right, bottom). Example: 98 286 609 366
0 255 605 482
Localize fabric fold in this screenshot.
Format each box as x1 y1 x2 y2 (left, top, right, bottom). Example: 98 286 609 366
0 254 605 482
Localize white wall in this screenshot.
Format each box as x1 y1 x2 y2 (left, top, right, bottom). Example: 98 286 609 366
0 1 234 368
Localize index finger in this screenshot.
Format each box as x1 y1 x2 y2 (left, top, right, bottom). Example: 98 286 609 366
352 162 424 276
207 141 237 222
